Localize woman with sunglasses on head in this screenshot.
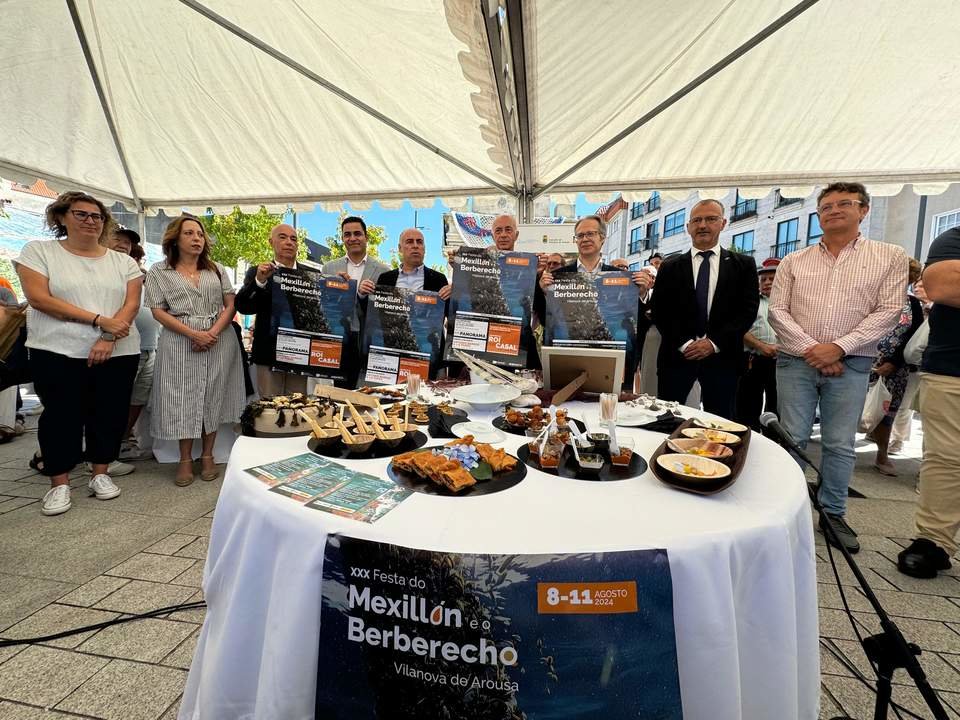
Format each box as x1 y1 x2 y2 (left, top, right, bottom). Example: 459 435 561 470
145 215 245 487
14 192 142 516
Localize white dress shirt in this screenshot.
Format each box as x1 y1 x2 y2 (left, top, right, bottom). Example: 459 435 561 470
396 264 425 290
345 255 367 284
681 242 721 353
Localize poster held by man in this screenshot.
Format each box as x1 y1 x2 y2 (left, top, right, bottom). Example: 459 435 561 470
544 271 640 359
444 247 538 369
270 267 356 381
360 286 446 385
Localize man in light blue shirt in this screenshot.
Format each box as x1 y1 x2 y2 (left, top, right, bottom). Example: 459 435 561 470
735 257 780 430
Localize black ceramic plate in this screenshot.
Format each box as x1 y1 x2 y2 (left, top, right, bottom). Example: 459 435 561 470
386 446 526 497
308 431 428 460
492 415 587 437
516 444 647 481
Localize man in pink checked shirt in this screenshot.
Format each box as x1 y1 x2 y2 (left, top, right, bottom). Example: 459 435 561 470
769 182 908 554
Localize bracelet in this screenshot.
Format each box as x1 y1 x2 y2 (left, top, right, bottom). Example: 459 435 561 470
92 314 100 328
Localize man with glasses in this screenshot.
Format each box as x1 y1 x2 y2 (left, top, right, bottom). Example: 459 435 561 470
536 215 651 390
650 199 759 418
769 182 907 553
323 216 390 388
236 223 310 396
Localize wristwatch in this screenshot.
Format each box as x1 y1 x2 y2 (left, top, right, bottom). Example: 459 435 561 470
99 331 116 342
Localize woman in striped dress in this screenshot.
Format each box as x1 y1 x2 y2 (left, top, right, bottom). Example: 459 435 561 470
145 215 245 486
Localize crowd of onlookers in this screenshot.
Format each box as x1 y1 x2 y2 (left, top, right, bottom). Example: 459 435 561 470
9 183 960 580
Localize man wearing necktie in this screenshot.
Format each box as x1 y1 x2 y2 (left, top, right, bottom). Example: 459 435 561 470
650 199 759 418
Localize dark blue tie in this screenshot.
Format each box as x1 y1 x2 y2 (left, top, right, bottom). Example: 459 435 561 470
695 250 713 336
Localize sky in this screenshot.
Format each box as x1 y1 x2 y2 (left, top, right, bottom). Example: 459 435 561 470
287 193 604 268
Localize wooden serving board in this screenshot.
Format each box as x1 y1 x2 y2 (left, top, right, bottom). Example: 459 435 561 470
648 418 752 495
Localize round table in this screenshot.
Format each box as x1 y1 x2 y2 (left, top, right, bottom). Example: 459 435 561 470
179 401 819 720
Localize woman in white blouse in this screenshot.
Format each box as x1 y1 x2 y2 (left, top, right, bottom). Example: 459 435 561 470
15 192 142 516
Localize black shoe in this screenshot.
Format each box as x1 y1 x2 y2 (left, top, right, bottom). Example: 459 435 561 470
818 513 860 554
897 538 952 579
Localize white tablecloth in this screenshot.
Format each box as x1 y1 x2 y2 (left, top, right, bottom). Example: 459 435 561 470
180 402 819 720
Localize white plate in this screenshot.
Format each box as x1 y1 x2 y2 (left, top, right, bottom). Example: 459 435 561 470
452 422 506 444
449 383 521 409
615 408 660 426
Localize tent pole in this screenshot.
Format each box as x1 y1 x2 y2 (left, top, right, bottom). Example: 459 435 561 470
178 0 515 197
533 0 822 199
482 0 523 194
65 0 142 209
505 0 533 214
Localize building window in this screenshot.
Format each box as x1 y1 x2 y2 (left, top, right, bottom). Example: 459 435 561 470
629 261 641 271
629 227 642 255
645 191 661 213
630 202 643 220
932 209 960 240
807 213 823 245
730 191 758 222
731 230 754 254
775 218 799 258
644 219 659 250
775 189 802 208
663 209 685 238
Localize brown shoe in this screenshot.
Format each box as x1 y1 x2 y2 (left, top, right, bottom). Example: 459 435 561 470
175 460 195 487
199 455 219 482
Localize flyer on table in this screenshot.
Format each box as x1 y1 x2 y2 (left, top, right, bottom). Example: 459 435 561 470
270 266 357 380
544 271 639 357
444 247 537 368
316 537 682 719
361 286 446 385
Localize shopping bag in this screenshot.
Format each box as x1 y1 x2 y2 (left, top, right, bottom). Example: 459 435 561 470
859 379 892 433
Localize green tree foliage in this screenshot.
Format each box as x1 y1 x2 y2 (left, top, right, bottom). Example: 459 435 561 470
204 206 305 268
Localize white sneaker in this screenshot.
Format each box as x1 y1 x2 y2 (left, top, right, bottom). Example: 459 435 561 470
41 485 71 516
88 474 121 500
84 460 135 477
118 440 146 462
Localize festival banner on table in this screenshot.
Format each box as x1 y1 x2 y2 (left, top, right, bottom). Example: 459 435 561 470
544 272 639 356
245 453 411 523
444 247 538 368
270 266 357 380
360 286 446 385
316 537 682 719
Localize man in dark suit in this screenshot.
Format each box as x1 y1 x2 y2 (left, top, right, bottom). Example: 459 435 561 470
234 223 307 397
650 199 759 418
536 215 652 390
376 228 451 295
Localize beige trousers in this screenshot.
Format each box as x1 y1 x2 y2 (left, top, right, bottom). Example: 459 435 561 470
915 373 960 554
256 365 308 398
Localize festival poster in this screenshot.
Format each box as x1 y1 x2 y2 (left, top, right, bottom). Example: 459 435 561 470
304 474 412 524
270 266 357 380
444 247 538 368
244 452 333 488
544 272 639 356
316 537 682 719
360 287 446 385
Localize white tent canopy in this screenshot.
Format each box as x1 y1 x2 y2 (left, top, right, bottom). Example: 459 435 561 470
3 0 960 216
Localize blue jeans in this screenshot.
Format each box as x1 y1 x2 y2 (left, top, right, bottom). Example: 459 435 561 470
776 353 873 516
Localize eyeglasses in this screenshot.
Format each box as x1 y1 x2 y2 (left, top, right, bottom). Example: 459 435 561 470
574 230 602 241
817 199 863 214
70 209 105 224
689 215 722 225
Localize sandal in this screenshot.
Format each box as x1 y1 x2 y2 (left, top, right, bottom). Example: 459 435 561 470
29 451 44 473
199 455 219 482
175 459 195 487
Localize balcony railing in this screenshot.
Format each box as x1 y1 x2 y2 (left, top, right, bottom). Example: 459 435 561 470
775 190 802 208
730 200 757 221
645 196 661 212
643 233 660 250
772 241 799 258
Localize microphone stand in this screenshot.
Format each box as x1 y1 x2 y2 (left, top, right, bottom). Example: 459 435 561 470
765 422 948 720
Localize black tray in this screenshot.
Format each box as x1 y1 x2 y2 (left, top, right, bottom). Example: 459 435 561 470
516 443 647 481
308 431 428 460
386 446 526 497
493 415 587 437
649 418 751 495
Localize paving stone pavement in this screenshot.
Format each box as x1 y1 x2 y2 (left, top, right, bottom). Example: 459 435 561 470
0 413 956 718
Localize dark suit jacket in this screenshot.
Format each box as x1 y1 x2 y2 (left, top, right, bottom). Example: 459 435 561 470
376 266 449 292
234 265 277 366
650 248 759 367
